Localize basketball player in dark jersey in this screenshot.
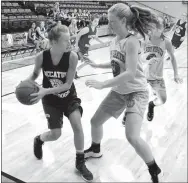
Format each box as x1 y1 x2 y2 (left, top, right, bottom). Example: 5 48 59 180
25 24 93 182
167 13 187 60
74 14 106 79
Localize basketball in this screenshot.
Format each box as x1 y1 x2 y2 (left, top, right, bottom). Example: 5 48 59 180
15 80 40 105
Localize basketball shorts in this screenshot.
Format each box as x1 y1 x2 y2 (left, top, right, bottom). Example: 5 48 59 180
96 90 149 120
78 43 89 55
147 79 166 94
42 95 83 129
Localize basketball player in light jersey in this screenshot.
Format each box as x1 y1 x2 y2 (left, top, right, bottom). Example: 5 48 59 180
24 24 93 182
74 14 106 79
141 17 183 122
166 13 187 60
84 3 162 183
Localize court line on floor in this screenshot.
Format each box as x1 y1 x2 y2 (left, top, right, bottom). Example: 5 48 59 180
2 67 187 98
1 171 26 183
1 72 112 98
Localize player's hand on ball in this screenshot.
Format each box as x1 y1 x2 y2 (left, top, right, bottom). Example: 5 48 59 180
174 75 183 84
30 87 47 104
85 80 104 90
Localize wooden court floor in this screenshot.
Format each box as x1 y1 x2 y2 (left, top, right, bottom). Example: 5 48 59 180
2 38 187 182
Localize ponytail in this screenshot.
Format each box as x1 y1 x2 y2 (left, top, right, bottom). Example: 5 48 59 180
108 3 160 39
129 5 160 39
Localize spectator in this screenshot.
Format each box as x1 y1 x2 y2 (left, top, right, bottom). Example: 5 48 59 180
57 20 62 26
69 18 78 48
27 22 40 51
73 8 78 17
58 9 64 18
69 18 78 35
85 10 90 26
77 9 83 28
36 21 49 50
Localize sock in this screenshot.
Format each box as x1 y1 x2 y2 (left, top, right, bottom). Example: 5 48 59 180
92 142 100 147
76 152 84 163
76 150 84 154
150 101 155 108
146 160 159 171
38 135 44 144
91 142 100 153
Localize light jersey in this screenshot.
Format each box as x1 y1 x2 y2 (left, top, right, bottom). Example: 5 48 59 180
141 37 166 80
110 35 148 95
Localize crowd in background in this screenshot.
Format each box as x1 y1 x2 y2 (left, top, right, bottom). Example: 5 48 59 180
27 2 108 51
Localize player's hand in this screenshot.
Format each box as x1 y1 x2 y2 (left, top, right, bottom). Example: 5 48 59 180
85 80 104 90
85 44 90 48
174 75 183 84
30 87 47 104
75 46 79 52
83 56 98 68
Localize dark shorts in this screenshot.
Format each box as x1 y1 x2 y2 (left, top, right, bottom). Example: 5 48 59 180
171 35 183 49
42 96 83 129
78 43 89 55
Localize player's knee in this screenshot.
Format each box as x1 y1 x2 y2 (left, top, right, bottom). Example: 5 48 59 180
50 129 61 140
126 134 140 147
90 116 100 128
72 121 83 133
161 95 167 104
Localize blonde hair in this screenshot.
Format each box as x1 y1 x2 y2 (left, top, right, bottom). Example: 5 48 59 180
108 3 160 39
48 24 69 42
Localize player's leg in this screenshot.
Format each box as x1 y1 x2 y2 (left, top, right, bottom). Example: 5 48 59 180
147 79 167 121
84 91 126 158
124 91 161 183
65 97 93 182
34 102 63 159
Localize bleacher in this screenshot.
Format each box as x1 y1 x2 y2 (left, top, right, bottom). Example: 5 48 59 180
1 1 118 61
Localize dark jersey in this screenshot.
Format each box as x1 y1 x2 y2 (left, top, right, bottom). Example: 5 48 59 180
173 19 186 37
42 50 76 105
78 25 97 49
28 28 37 41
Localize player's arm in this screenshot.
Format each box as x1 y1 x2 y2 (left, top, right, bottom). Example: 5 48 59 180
102 36 139 88
83 56 111 69
171 19 178 32
165 38 179 76
93 34 105 45
75 27 90 48
69 25 73 35
26 52 43 81
44 52 78 95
